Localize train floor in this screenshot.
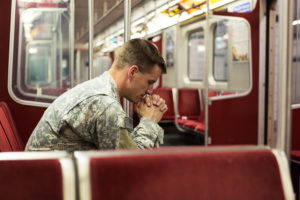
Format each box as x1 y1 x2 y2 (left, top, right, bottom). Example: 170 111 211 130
159 122 204 146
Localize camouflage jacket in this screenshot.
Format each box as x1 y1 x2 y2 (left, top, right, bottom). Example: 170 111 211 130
25 71 164 151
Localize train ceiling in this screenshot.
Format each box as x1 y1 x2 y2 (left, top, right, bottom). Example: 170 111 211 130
75 0 143 44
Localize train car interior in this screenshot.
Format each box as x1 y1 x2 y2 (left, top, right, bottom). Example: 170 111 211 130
0 0 300 199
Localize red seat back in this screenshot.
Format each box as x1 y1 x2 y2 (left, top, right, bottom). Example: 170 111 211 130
0 152 75 200
0 102 24 151
76 146 293 200
178 89 201 120
198 90 218 122
208 90 217 97
152 88 175 120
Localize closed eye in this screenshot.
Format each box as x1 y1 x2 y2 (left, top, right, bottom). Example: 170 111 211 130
148 80 155 85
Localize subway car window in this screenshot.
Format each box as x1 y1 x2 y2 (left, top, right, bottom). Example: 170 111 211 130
213 20 228 81
188 28 205 81
9 0 72 105
212 18 251 92
292 0 300 104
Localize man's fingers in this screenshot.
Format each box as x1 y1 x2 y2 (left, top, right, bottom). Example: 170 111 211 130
152 94 166 106
160 104 168 113
136 101 141 107
143 95 152 106
152 94 159 105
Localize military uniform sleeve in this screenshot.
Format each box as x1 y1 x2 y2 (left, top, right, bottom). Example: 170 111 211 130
93 101 139 149
118 129 138 149
95 103 164 149
130 117 164 149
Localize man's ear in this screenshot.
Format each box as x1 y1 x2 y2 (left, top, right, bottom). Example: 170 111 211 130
128 65 139 79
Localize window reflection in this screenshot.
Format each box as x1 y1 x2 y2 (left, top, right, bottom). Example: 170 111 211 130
292 0 300 104
10 0 72 104
188 29 205 81
213 19 251 92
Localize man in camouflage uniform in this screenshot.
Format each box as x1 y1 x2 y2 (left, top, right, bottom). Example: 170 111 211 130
25 38 167 151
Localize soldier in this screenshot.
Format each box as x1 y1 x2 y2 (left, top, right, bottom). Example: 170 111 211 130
25 38 167 151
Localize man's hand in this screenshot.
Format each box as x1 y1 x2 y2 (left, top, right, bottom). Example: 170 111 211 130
136 95 168 123
143 94 168 113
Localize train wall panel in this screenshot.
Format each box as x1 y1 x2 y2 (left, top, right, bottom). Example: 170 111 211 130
292 109 300 150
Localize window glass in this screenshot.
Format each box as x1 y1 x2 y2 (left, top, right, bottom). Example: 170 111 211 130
213 20 228 81
213 19 251 92
292 0 300 104
188 28 205 81
10 0 72 104
26 43 52 87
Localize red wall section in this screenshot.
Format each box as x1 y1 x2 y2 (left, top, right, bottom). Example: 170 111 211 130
292 109 300 150
0 0 45 144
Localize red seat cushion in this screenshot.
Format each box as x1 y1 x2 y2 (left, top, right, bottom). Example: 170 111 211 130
291 150 300 162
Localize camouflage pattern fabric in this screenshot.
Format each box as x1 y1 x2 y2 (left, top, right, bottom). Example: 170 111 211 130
25 71 164 151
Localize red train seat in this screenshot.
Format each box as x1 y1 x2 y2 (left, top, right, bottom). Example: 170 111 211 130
177 88 201 124
152 88 175 121
291 150 300 163
75 146 293 200
220 91 236 96
0 152 75 200
0 102 24 151
178 90 217 133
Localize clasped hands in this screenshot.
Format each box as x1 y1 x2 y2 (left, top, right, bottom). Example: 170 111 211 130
135 94 168 123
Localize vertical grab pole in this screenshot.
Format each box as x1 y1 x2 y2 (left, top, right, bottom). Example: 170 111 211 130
123 0 132 117
70 0 75 87
204 0 211 146
88 0 94 80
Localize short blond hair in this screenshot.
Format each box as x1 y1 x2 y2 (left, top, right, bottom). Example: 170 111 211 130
113 38 166 74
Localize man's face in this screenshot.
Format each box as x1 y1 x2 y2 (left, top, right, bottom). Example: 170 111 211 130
126 64 162 103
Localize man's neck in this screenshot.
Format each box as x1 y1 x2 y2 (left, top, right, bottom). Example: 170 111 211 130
109 67 127 98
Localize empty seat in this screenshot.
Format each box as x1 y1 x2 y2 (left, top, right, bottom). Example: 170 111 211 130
152 87 175 121
291 151 300 163
178 90 217 133
220 91 236 96
0 151 75 200
0 102 24 151
177 88 201 124
75 146 293 200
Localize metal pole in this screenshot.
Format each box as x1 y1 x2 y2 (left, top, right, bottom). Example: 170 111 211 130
123 0 132 116
70 0 75 86
204 0 211 146
124 0 131 42
88 0 94 80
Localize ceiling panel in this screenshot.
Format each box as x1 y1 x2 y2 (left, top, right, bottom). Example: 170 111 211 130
75 0 144 44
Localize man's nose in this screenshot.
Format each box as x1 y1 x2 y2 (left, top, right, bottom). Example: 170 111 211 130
146 85 154 94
